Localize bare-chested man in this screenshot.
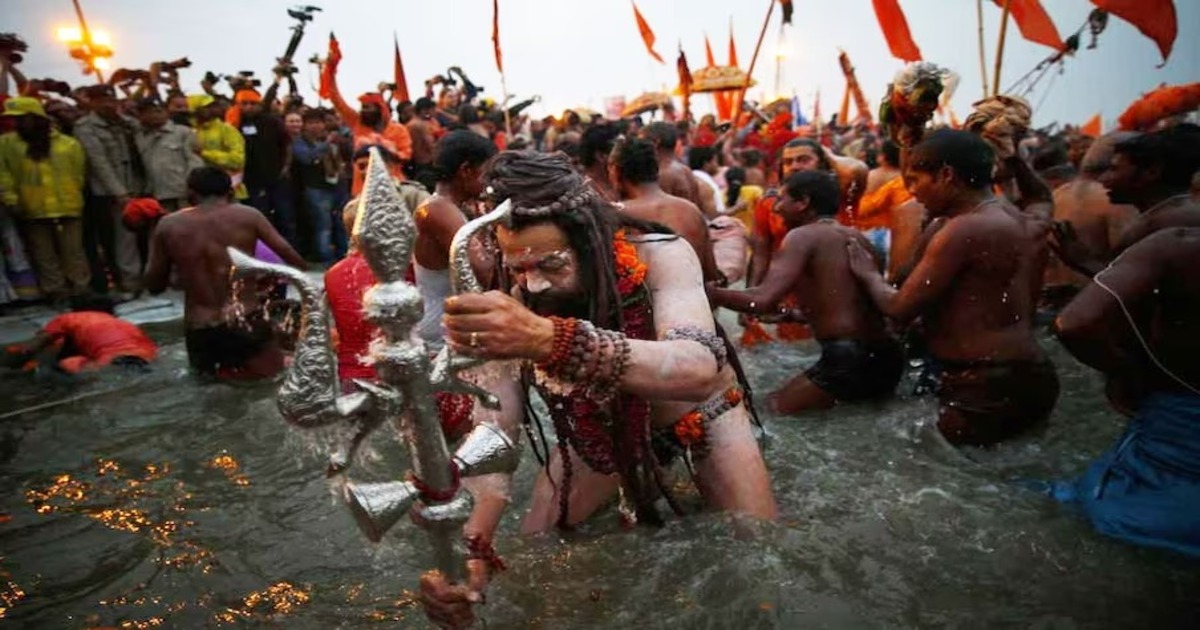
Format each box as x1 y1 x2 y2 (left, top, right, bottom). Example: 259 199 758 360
1041 132 1139 310
145 166 306 378
610 137 721 283
642 121 701 204
848 130 1059 446
1053 124 1200 277
579 123 620 201
708 171 903 414
404 97 440 192
1052 227 1200 557
412 130 497 352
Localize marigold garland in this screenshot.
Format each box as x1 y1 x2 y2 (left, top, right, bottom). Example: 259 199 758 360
613 230 648 297
1117 82 1200 131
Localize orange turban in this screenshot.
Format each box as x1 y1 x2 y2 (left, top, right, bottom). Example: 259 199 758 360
235 89 263 104
358 92 387 111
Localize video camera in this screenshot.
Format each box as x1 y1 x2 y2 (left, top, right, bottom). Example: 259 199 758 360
155 57 192 71
287 5 322 23
0 33 29 64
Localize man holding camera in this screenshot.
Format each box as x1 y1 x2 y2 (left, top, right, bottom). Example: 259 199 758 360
74 84 146 298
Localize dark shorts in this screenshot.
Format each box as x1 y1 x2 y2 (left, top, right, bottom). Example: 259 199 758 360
185 318 274 377
805 338 905 402
935 358 1060 446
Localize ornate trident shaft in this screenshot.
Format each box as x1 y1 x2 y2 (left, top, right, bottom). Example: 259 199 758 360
228 149 518 579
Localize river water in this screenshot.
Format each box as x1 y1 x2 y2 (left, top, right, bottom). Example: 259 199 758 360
1 319 1198 628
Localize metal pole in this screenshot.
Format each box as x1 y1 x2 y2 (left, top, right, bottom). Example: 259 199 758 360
71 0 105 83
976 0 989 99
992 0 1012 97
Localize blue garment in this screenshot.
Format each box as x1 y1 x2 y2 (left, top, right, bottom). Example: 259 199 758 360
303 187 346 263
1052 392 1200 558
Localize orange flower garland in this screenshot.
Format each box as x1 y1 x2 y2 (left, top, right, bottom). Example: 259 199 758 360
673 388 743 450
613 230 648 297
1117 82 1200 131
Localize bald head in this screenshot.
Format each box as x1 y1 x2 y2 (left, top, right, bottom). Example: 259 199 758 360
1081 131 1139 178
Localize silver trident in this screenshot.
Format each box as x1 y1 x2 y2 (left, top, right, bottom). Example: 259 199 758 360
228 148 518 579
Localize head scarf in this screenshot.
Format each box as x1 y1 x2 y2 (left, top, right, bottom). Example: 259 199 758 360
234 89 262 105
187 94 214 112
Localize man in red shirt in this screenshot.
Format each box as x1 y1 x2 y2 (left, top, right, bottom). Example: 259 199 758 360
2 296 157 374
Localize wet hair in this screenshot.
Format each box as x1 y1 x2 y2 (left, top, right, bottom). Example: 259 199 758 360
782 138 833 171
611 137 659 185
688 146 718 171
187 166 233 198
580 124 621 168
1113 123 1200 189
433 130 498 183
483 150 674 527
784 170 841 218
1080 131 1138 176
907 129 996 189
725 166 746 208
879 140 901 168
69 294 116 314
643 121 678 152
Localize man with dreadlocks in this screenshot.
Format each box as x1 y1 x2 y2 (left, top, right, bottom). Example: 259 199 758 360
420 151 776 628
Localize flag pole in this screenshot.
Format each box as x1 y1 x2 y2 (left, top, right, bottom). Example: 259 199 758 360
976 0 989 98
734 0 777 126
991 0 1012 97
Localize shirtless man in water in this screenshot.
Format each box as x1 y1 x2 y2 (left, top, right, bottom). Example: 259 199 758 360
708 171 903 414
848 130 1058 446
145 166 305 378
610 137 721 283
420 152 775 628
1053 228 1200 556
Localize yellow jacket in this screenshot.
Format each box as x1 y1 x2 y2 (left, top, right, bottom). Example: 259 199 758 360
194 118 247 199
0 130 86 220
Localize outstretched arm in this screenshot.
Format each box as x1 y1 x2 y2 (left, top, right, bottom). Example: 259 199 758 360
849 219 967 323
709 230 807 316
1005 156 1053 222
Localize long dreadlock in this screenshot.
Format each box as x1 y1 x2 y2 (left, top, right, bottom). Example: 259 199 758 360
484 150 676 527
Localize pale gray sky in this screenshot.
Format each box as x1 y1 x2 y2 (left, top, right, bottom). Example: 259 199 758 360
8 0 1199 129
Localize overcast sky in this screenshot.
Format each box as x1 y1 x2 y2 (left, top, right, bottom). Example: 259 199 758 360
8 0 1199 129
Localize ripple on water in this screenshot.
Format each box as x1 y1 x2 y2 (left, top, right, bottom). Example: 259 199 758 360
0 329 1198 627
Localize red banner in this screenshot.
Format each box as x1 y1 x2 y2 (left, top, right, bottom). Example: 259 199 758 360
492 0 503 73
1091 0 1177 63
632 1 665 64
393 34 410 103
993 0 1064 51
871 0 922 62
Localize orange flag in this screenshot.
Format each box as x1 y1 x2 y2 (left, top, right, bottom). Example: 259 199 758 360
838 86 850 126
632 1 665 64
393 34 410 103
1091 0 1177 63
1080 114 1102 137
492 0 503 73
871 0 922 62
992 0 1064 50
318 33 341 100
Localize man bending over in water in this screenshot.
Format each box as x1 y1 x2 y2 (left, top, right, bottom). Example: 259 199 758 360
145 167 306 379
848 130 1058 446
1053 228 1200 557
708 171 903 414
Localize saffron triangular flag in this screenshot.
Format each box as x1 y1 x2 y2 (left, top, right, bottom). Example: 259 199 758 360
632 1 665 64
1090 0 1177 63
677 46 693 92
871 0 922 62
993 0 1065 51
393 34 410 103
1080 113 1102 137
704 34 717 67
492 0 503 73
318 32 340 100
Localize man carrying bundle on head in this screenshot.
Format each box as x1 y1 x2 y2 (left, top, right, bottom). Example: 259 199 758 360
419 151 776 629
